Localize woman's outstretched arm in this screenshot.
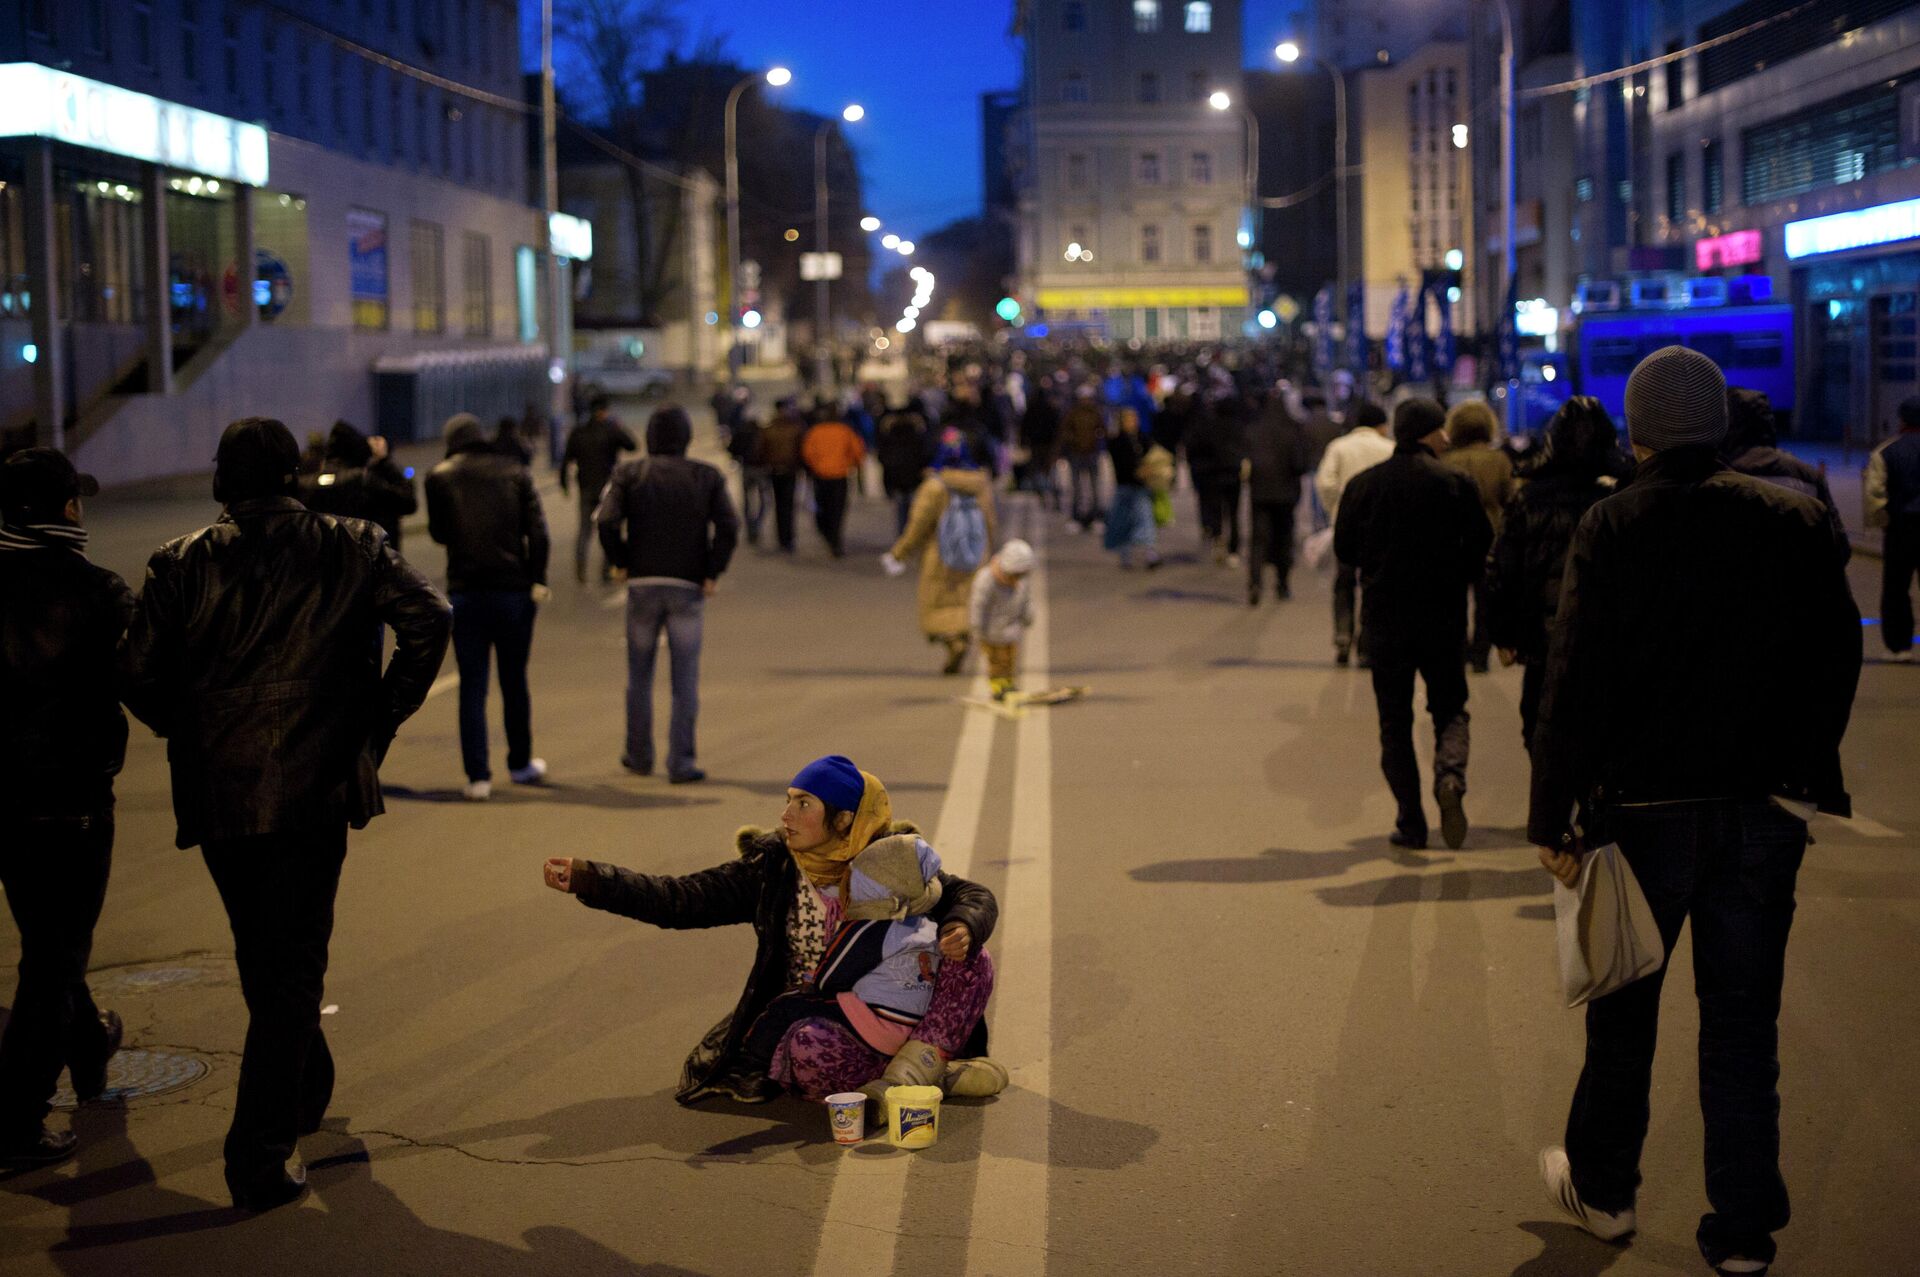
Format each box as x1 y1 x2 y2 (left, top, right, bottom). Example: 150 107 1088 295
545 855 761 930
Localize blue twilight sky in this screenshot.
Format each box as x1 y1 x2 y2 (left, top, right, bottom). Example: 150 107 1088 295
527 2 1310 245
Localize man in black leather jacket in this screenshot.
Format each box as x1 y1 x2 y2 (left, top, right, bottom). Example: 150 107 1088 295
120 418 451 1211
0 449 134 1170
426 412 552 799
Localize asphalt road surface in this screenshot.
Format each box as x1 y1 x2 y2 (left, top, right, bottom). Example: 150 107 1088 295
3 403 1916 1276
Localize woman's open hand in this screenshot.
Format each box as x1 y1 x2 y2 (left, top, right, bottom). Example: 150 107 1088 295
938 921 972 963
543 857 576 894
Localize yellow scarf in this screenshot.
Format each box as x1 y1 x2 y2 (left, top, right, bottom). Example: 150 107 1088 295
790 771 892 893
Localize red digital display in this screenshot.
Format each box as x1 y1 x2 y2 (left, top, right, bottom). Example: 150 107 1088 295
1694 229 1763 271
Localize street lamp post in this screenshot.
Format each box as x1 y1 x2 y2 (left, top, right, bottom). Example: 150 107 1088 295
814 105 864 393
540 0 564 428
1277 43 1347 334
1496 0 1519 437
1208 92 1259 298
726 67 790 388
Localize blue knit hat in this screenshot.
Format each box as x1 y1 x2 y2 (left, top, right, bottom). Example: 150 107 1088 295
790 755 865 812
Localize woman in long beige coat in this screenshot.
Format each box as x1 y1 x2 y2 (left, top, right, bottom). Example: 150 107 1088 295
886 446 998 674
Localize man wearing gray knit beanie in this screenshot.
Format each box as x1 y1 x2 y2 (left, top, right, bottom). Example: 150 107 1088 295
1527 345 1862 1276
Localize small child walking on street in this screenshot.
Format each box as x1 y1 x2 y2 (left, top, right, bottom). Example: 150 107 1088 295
969 539 1036 700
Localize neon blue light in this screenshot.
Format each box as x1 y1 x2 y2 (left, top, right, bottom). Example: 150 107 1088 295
1785 197 1920 260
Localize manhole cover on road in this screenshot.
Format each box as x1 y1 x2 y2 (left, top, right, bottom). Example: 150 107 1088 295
49 1049 210 1109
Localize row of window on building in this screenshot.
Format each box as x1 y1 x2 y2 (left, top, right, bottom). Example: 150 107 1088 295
1057 1 1213 34
1655 79 1907 227
1061 221 1223 265
1060 67 1228 106
21 2 524 202
1064 149 1219 189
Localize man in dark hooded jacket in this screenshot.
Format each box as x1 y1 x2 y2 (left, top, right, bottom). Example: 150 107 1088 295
296 421 417 549
1244 398 1312 603
1720 387 1847 560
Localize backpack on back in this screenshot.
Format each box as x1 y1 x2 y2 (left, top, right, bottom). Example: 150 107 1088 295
936 492 987 571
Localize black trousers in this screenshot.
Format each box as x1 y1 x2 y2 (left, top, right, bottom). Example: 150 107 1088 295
770 472 799 551
1883 512 1920 653
1466 573 1493 669
1247 500 1295 594
1367 634 1471 837
1196 477 1241 553
812 476 850 556
202 827 347 1187
1565 800 1805 1269
1333 561 1359 653
0 814 114 1142
738 990 856 1076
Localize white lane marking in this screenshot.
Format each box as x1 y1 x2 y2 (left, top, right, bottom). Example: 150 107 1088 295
1820 811 1903 839
426 672 459 700
805 543 1009 1277
962 505 1054 1277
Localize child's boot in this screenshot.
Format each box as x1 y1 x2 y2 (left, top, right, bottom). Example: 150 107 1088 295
859 1038 948 1111
942 1057 1010 1098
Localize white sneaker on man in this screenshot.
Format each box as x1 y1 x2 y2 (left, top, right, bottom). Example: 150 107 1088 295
1539 1146 1636 1241
509 758 548 785
463 779 492 802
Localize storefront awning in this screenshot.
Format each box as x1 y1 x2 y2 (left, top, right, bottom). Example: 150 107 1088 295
0 62 268 186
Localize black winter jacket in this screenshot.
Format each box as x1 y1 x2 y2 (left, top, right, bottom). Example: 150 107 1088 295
1332 443 1493 656
594 454 739 586
298 458 418 547
1723 445 1849 561
1183 403 1247 485
1244 406 1312 505
120 498 452 848
1484 467 1615 663
425 446 551 592
1528 447 1861 848
571 824 999 1104
560 416 638 507
878 415 929 495
0 537 135 818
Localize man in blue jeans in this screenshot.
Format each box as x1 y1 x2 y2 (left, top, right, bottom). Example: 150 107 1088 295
1529 347 1861 1277
426 413 552 800
596 405 739 784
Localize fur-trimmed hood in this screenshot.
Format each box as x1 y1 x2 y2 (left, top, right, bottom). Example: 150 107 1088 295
733 820 924 861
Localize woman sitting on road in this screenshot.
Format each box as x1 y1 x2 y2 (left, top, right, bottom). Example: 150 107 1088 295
541 755 1007 1105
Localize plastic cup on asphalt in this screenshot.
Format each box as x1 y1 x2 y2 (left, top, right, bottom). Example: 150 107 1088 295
825 1092 867 1145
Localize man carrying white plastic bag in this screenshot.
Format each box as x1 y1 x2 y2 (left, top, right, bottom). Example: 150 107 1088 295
1527 347 1861 1277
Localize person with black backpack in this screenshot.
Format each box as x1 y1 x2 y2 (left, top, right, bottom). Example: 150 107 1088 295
882 429 998 675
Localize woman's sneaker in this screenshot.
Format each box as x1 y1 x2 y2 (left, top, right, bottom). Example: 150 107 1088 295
1539 1146 1636 1241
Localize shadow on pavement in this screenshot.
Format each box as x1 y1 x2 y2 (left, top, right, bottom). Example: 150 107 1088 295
383 783 720 812
1313 867 1550 908
1130 839 1445 884
1507 1221 1631 1276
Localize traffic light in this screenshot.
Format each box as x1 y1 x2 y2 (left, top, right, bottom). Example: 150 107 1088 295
995 296 1022 324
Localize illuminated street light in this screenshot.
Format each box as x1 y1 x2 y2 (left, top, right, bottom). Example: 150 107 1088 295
741 309 763 329
896 317 916 333
1208 91 1231 111
1276 41 1301 63
904 306 920 318
1445 248 1464 271
897 240 915 255
842 104 865 123
766 67 792 87
861 216 881 232
882 233 900 248
1451 123 1469 149
1257 309 1278 330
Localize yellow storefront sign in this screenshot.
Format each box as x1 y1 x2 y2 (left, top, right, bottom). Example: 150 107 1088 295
1035 285 1249 310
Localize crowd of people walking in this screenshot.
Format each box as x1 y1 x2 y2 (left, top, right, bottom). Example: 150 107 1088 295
0 326 1898 1273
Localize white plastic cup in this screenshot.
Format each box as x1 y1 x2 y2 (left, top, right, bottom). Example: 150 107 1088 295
825 1092 867 1145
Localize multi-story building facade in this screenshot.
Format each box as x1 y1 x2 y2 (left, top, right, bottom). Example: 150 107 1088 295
1354 42 1477 338
1468 1 1577 348
1015 0 1250 341
1309 0 1466 71
1 1 556 483
1572 1 1920 442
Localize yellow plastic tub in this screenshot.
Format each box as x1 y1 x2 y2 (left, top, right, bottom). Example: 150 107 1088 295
884 1084 942 1149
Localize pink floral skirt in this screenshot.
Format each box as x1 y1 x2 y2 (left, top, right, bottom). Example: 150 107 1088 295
769 947 995 1101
